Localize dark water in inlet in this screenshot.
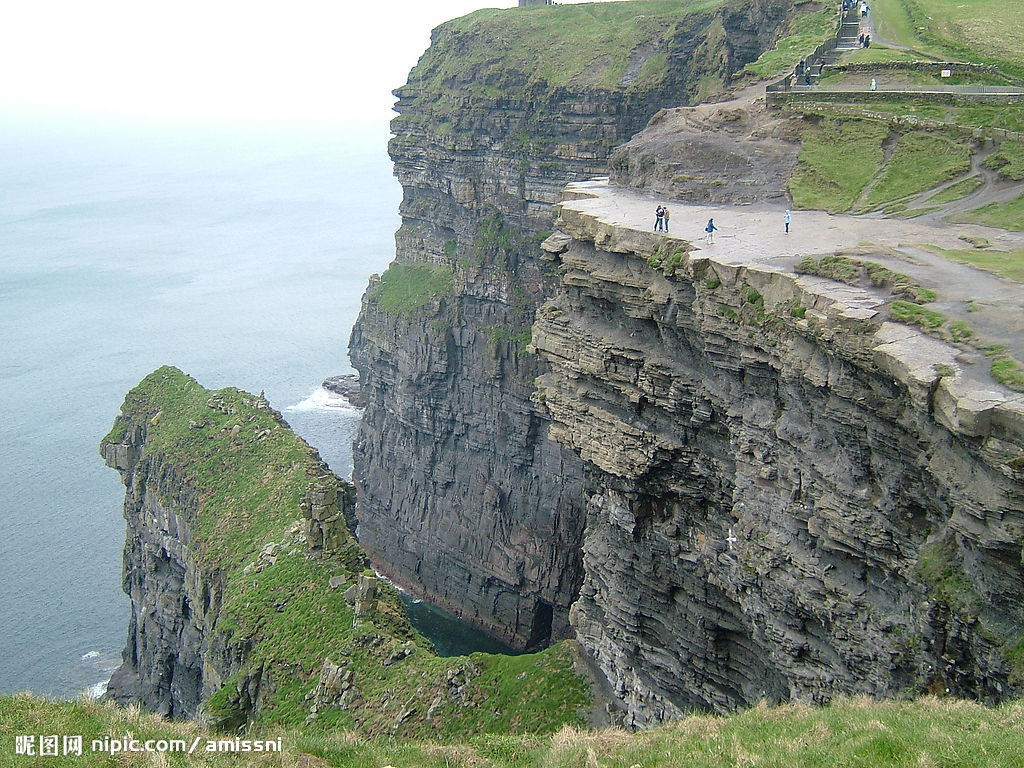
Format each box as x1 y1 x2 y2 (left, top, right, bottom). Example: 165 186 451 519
0 117 506 699
400 595 522 657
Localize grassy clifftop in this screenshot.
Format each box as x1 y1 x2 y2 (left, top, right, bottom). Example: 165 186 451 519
5 693 1024 767
411 0 724 95
872 0 1024 75
101 367 591 736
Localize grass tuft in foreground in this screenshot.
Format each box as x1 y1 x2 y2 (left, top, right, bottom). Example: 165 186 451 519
4 693 1024 768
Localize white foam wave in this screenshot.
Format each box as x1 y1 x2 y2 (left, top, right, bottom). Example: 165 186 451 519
284 386 360 413
87 680 109 699
80 650 100 661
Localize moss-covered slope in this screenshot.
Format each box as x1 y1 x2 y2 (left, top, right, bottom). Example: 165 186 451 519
100 367 591 737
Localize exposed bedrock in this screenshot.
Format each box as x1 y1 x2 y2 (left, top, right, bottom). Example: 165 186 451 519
608 91 803 203
531 204 1024 725
350 0 796 647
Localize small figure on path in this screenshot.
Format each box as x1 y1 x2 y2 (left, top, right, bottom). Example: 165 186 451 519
859 33 865 45
663 207 671 232
804 73 812 86
704 218 718 244
870 77 877 91
797 59 805 75
784 209 792 234
654 205 665 231
818 61 825 75
864 34 871 47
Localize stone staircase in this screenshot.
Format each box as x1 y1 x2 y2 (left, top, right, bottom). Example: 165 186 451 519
832 12 863 57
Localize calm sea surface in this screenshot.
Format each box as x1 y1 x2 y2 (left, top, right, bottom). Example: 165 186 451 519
0 120 402 697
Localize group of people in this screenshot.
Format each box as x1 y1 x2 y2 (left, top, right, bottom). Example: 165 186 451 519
654 205 672 231
794 58 826 87
858 32 872 47
653 209 795 244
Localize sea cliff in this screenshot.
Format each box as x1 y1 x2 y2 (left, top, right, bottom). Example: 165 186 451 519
100 367 591 734
349 0 1024 727
533 181 1024 723
349 0 796 650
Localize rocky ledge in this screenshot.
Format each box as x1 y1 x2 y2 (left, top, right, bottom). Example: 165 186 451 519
529 180 1024 724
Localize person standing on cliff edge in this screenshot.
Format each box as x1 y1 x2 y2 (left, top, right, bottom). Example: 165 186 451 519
663 207 671 232
654 205 665 231
704 218 717 244
784 209 792 233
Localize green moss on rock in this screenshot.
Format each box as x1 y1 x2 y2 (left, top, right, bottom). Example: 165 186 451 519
101 367 591 736
370 263 454 317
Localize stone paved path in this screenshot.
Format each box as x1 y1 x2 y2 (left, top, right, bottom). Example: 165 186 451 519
560 179 1024 368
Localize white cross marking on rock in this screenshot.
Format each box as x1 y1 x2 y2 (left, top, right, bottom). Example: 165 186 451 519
726 528 738 550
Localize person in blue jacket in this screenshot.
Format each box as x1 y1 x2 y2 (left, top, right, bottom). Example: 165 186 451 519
705 218 718 243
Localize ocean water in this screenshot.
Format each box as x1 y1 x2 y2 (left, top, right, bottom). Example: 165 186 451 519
0 119 400 698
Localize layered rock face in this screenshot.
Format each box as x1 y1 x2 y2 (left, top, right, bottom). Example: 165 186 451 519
102 442 215 718
531 193 1024 724
350 0 794 648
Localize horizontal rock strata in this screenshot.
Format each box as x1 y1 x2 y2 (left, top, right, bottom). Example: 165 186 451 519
350 0 796 649
530 187 1024 724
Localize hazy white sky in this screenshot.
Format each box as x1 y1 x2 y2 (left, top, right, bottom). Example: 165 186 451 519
0 0 602 130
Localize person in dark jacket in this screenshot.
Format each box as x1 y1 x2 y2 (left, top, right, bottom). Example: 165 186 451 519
704 218 718 244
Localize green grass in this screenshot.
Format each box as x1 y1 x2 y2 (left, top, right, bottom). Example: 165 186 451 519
871 0 929 54
870 0 1024 77
796 254 861 283
889 300 946 328
862 132 972 209
837 99 948 122
482 325 533 352
6 693 1024 768
408 0 724 96
917 536 981 615
953 106 1024 134
796 256 937 302
984 141 1024 181
101 368 591 737
949 320 974 342
370 263 454 317
790 118 889 212
742 8 836 79
926 174 983 204
951 194 1024 232
992 356 1024 391
917 244 1024 282
839 46 923 65
832 102 1024 135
